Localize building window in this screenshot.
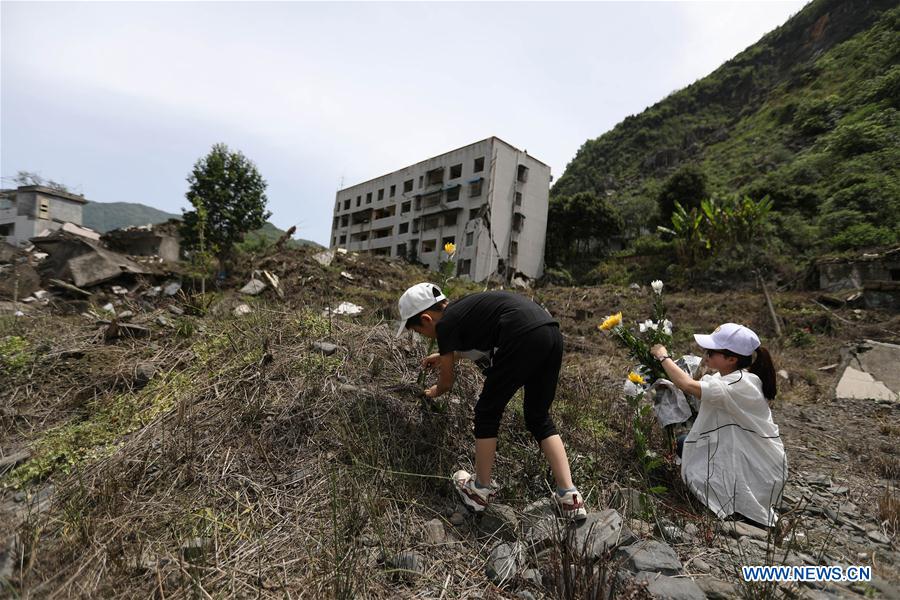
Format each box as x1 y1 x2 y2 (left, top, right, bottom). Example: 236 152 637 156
0 223 15 237
444 212 457 227
341 215 349 227
422 239 436 253
344 199 351 210
378 188 385 201
426 167 444 186
474 157 485 172
469 179 483 197
515 192 522 206
450 164 462 179
446 186 460 202
390 184 396 197
399 222 409 234
458 259 471 276
469 207 483 220
466 231 474 246
442 235 455 248
517 165 529 183
396 243 407 257
423 215 440 230
356 196 361 207
422 191 441 209
418 175 424 188
513 212 525 232
339 234 347 244
401 201 411 214
366 192 373 204
38 198 50 219
510 241 518 256
403 179 413 193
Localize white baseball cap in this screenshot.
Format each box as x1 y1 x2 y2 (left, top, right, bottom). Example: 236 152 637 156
396 282 447 337
693 323 760 357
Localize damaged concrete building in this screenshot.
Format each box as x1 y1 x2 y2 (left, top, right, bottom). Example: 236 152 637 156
30 231 154 289
817 247 900 309
101 220 181 263
329 137 551 282
0 185 92 247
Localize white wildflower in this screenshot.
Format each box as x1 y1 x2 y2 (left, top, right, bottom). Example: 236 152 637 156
648 321 659 331
651 280 664 295
639 322 647 333
662 319 673 335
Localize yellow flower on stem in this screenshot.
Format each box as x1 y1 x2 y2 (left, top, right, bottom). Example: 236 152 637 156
598 312 622 331
443 242 456 256
628 371 645 385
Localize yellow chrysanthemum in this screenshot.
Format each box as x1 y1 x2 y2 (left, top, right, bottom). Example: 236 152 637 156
444 242 456 256
598 312 622 331
628 371 645 385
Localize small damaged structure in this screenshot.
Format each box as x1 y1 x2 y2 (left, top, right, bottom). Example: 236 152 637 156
835 340 900 403
817 247 900 309
101 220 181 263
30 230 155 288
0 185 91 247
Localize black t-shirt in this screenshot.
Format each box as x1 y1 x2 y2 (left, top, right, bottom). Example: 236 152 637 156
435 291 556 356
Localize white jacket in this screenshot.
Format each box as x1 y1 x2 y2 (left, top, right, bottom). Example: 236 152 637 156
681 369 787 527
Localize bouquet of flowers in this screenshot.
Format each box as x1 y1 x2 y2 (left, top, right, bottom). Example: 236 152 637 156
597 280 673 383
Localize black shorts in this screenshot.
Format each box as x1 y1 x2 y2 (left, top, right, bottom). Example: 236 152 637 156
473 323 562 442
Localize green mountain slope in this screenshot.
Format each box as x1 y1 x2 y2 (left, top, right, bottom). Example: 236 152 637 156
83 201 320 248
553 0 899 254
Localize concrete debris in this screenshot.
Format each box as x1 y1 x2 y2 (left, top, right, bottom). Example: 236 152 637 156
325 301 363 316
616 540 683 575
32 289 49 300
485 542 522 586
340 271 354 280
111 285 128 295
144 286 162 298
240 278 267 295
37 222 101 241
835 366 897 402
163 281 181 296
233 303 252 316
101 303 115 314
47 278 91 297
312 249 335 266
167 305 184 316
262 270 283 298
835 340 900 402
30 231 154 288
101 223 180 263
631 571 706 600
312 341 339 356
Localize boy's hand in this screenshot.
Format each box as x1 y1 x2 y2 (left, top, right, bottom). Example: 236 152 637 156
421 353 441 369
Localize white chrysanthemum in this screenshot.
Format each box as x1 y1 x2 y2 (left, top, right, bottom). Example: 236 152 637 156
662 324 672 336
648 321 659 331
651 280 664 294
639 322 647 333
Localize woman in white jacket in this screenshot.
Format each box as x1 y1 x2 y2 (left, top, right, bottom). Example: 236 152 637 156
651 323 787 528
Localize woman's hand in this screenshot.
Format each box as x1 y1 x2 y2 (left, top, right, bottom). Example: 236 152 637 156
650 344 669 360
421 353 441 369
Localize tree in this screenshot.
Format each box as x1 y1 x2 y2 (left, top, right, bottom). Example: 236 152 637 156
180 144 271 261
656 164 708 224
546 191 622 266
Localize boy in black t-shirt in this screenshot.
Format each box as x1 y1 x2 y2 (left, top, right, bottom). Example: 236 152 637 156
396 282 587 519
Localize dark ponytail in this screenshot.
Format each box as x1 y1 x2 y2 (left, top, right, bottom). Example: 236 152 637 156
749 346 777 401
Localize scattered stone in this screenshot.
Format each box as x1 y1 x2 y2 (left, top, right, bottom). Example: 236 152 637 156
312 250 335 266
611 486 654 517
521 568 542 586
572 509 633 559
312 342 339 356
690 558 710 573
340 271 355 280
167 305 184 316
683 522 699 538
163 281 181 296
695 576 737 599
0 450 31 476
233 303 252 316
101 302 115 314
449 512 465 526
630 518 654 538
156 315 173 327
387 551 424 582
726 520 769 541
485 542 522 586
617 540 683 575
145 286 162 298
133 362 157 388
476 503 519 541
866 530 890 545
325 302 363 316
111 285 128 295
835 366 897 402
423 518 446 544
339 383 361 394
817 363 839 372
32 289 49 300
631 571 706 600
117 310 134 319
240 279 267 295
807 473 832 488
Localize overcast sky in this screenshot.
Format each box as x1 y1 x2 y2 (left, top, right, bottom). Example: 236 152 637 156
2 1 807 245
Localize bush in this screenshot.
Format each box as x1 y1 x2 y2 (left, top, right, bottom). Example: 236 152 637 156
828 223 898 250
829 121 891 157
628 235 674 256
584 261 630 286
793 96 838 136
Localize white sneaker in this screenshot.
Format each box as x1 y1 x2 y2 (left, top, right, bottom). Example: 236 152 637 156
555 489 588 520
452 469 495 512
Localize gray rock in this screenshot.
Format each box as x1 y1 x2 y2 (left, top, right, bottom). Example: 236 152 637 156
521 568 542 586
726 520 769 541
476 503 518 541
449 512 465 526
485 542 522 586
866 530 890 545
387 551 425 582
695 576 737 599
163 281 181 296
233 303 252 316
572 509 634 559
312 342 339 356
807 473 832 488
617 540 683 575
133 362 157 388
632 571 706 600
423 518 446 544
689 558 710 573
117 310 134 319
239 279 266 295
167 305 184 316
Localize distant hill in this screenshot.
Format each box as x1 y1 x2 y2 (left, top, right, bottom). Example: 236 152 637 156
82 201 321 248
553 0 899 255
